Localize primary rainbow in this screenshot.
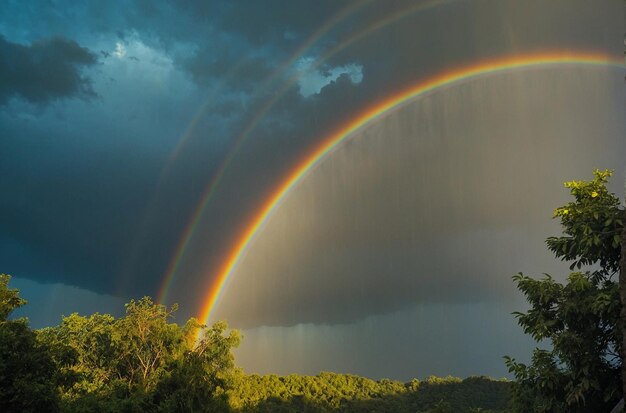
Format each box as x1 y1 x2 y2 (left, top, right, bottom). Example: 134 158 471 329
195 51 622 336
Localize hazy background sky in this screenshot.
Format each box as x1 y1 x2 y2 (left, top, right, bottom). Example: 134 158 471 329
1 0 625 380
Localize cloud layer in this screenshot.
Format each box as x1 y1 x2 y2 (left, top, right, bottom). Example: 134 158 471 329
0 35 97 105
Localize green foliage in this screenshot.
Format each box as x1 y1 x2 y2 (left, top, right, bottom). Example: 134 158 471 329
152 320 241 413
230 373 511 413
32 294 241 412
0 274 26 321
0 275 60 413
39 312 116 394
115 297 187 390
547 169 623 274
429 399 452 413
505 272 620 411
506 169 624 412
0 320 61 412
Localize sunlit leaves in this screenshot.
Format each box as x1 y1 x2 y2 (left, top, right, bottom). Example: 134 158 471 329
547 169 622 274
0 274 26 321
31 295 241 412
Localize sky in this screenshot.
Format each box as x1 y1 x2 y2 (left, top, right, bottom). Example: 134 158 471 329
1 0 625 381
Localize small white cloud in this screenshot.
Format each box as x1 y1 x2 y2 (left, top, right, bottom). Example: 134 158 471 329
113 42 127 58
295 57 363 98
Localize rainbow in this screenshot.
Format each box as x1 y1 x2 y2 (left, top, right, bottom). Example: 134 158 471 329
157 0 457 305
194 51 622 337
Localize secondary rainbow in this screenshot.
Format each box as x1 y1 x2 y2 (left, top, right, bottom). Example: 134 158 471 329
195 51 622 336
154 0 374 304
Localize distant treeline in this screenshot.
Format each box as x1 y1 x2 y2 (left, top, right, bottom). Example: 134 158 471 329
231 373 512 413
0 275 511 413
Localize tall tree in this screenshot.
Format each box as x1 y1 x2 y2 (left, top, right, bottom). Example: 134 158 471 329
506 169 624 412
0 274 61 413
152 320 241 413
115 297 186 390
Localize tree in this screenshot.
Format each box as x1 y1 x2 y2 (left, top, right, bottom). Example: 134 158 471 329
38 312 117 394
152 320 241 413
505 169 624 412
115 297 187 391
546 169 622 275
0 274 61 413
0 273 26 321
46 297 242 412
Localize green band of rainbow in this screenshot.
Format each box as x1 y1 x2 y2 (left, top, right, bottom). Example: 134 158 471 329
195 51 623 337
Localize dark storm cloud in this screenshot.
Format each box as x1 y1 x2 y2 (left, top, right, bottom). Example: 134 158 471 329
181 0 364 46
1 0 624 328
0 35 97 105
0 131 161 293
0 28 210 298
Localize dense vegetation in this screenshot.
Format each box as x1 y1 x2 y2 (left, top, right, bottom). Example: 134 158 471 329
0 275 512 413
1 169 623 413
231 373 511 413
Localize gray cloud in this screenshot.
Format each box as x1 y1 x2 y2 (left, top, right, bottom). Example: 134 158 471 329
0 35 97 105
